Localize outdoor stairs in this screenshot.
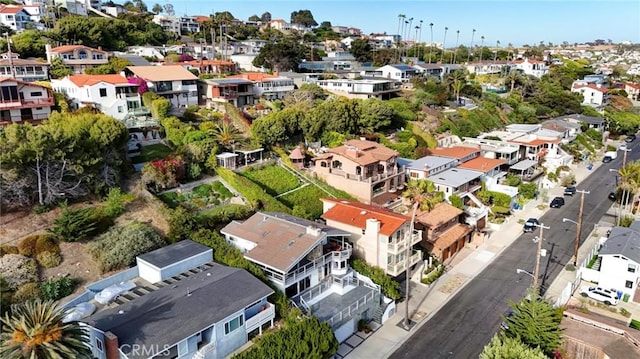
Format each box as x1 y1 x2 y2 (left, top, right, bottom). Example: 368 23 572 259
372 302 387 324
593 256 602 271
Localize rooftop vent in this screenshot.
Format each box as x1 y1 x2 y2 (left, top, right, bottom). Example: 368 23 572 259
360 210 367 215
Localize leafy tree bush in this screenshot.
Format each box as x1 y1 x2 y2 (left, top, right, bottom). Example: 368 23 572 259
197 204 253 227
40 277 76 301
502 298 564 356
141 156 186 192
13 283 41 302
151 97 172 120
0 254 38 289
48 206 99 242
448 194 464 209
350 258 401 300
17 235 38 257
167 207 198 243
34 234 61 255
87 223 166 273
480 335 546 359
103 188 135 218
505 173 522 186
0 245 18 257
232 316 338 359
518 183 537 199
477 190 511 207
37 251 63 268
560 174 576 187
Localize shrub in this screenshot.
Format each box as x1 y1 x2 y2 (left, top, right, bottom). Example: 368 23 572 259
350 258 401 300
0 245 18 257
37 251 62 268
88 222 166 273
0 254 38 289
167 207 198 243
103 188 135 218
17 235 38 256
560 174 576 187
48 206 99 242
40 277 76 301
192 184 213 197
518 183 537 199
34 234 60 255
197 204 253 226
421 265 445 285
630 319 640 330
449 194 464 209
13 282 41 302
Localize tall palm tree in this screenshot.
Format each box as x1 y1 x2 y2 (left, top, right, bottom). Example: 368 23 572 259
397 14 406 62
440 27 448 63
448 70 467 102
506 71 521 93
618 162 640 217
479 35 485 64
428 22 434 64
0 300 91 359
403 179 444 212
452 30 460 64
467 29 476 63
417 20 423 61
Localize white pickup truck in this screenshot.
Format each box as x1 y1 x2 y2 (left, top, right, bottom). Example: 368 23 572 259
603 151 618 163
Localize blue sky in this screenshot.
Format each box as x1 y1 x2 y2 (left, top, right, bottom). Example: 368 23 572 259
163 0 640 46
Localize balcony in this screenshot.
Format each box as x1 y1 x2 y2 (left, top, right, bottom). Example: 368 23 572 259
245 302 275 333
387 231 421 253
282 243 352 287
328 166 404 184
128 107 151 116
386 251 422 276
116 93 140 99
62 58 108 65
0 97 54 109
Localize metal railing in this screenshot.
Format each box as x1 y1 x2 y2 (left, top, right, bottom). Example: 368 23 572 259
326 290 376 328
387 232 421 253
387 251 422 276
245 302 275 332
283 243 352 286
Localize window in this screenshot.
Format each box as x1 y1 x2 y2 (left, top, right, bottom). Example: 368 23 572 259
96 338 103 352
224 315 244 335
626 280 633 289
30 91 42 97
629 264 636 273
117 106 123 113
99 88 107 97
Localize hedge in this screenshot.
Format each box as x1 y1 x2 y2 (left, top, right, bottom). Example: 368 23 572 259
350 258 401 300
41 277 76 301
216 167 291 213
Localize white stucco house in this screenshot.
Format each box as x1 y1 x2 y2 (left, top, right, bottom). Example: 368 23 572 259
595 224 640 302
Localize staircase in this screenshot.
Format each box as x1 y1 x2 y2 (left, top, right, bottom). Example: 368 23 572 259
372 302 387 324
592 256 602 271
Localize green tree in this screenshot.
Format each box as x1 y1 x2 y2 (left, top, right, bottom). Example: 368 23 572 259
290 9 317 27
0 299 92 359
502 298 564 356
248 14 260 22
403 179 444 212
349 39 373 63
209 121 244 151
151 3 163 14
6 30 46 58
357 98 393 133
253 41 307 72
49 57 72 79
480 335 546 359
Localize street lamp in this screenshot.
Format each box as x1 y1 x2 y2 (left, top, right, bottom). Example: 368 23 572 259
516 268 534 278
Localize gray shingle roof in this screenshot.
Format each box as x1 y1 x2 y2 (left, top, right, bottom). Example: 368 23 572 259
84 264 273 358
600 225 640 264
137 240 211 269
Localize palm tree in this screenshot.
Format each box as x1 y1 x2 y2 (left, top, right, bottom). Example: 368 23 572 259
506 71 521 93
396 14 406 62
428 22 434 64
440 27 448 63
618 162 640 217
479 36 485 64
210 121 243 151
0 300 91 359
403 179 444 212
451 30 460 64
467 29 476 63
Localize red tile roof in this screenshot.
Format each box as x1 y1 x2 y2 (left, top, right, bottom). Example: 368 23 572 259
226 72 281 82
321 139 397 166
572 83 609 93
626 83 640 90
428 146 480 160
66 74 131 87
0 5 24 14
457 157 506 172
321 199 409 236
50 45 108 54
511 138 561 146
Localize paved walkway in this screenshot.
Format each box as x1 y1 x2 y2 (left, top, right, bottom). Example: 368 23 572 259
345 160 605 359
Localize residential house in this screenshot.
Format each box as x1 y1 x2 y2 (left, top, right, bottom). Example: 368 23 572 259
457 156 506 187
321 198 423 277
594 224 640 302
70 240 275 359
458 137 520 166
415 203 473 262
151 14 201 35
220 212 393 341
51 74 148 122
400 155 457 180
199 78 255 108
465 61 514 76
555 114 606 132
226 72 295 100
124 65 199 108
165 60 237 76
307 78 401 99
583 74 608 85
0 5 33 32
312 139 405 205
45 44 110 74
571 81 609 107
625 83 640 101
513 58 549 78
0 52 49 81
427 146 481 165
541 118 583 143
362 64 417 83
0 78 54 126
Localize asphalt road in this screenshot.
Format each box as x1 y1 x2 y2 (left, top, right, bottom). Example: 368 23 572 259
390 143 640 359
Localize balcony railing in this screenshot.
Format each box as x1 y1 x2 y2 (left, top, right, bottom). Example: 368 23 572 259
298 276 378 313
328 166 404 184
245 302 275 333
387 231 421 253
0 97 54 109
387 251 422 276
283 243 352 287
326 290 376 328
128 107 151 116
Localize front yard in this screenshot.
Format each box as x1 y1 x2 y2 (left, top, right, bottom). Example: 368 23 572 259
158 181 234 210
130 143 174 164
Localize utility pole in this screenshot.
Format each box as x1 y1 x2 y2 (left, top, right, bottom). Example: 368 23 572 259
533 223 550 290
5 33 15 79
574 190 590 266
622 148 631 167
404 202 419 329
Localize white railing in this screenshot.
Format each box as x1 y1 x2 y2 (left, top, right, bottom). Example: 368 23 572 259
326 290 376 328
387 232 420 253
299 280 333 310
284 243 352 286
245 302 275 333
193 342 216 359
387 251 422 276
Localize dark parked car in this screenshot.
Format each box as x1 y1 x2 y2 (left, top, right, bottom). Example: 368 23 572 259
626 135 636 142
564 186 576 196
523 218 539 232
550 196 565 208
603 156 613 163
609 192 617 201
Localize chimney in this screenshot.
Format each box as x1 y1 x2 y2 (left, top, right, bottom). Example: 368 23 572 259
45 43 52 64
365 218 380 234
98 46 102 51
306 225 321 236
105 331 119 359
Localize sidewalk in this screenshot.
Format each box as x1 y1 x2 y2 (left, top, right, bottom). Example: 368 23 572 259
344 161 602 359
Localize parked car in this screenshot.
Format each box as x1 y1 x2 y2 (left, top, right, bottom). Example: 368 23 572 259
620 143 628 151
579 286 620 306
500 310 515 331
523 218 539 232
550 197 565 208
603 156 613 163
626 134 636 142
609 192 617 201
564 186 576 196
